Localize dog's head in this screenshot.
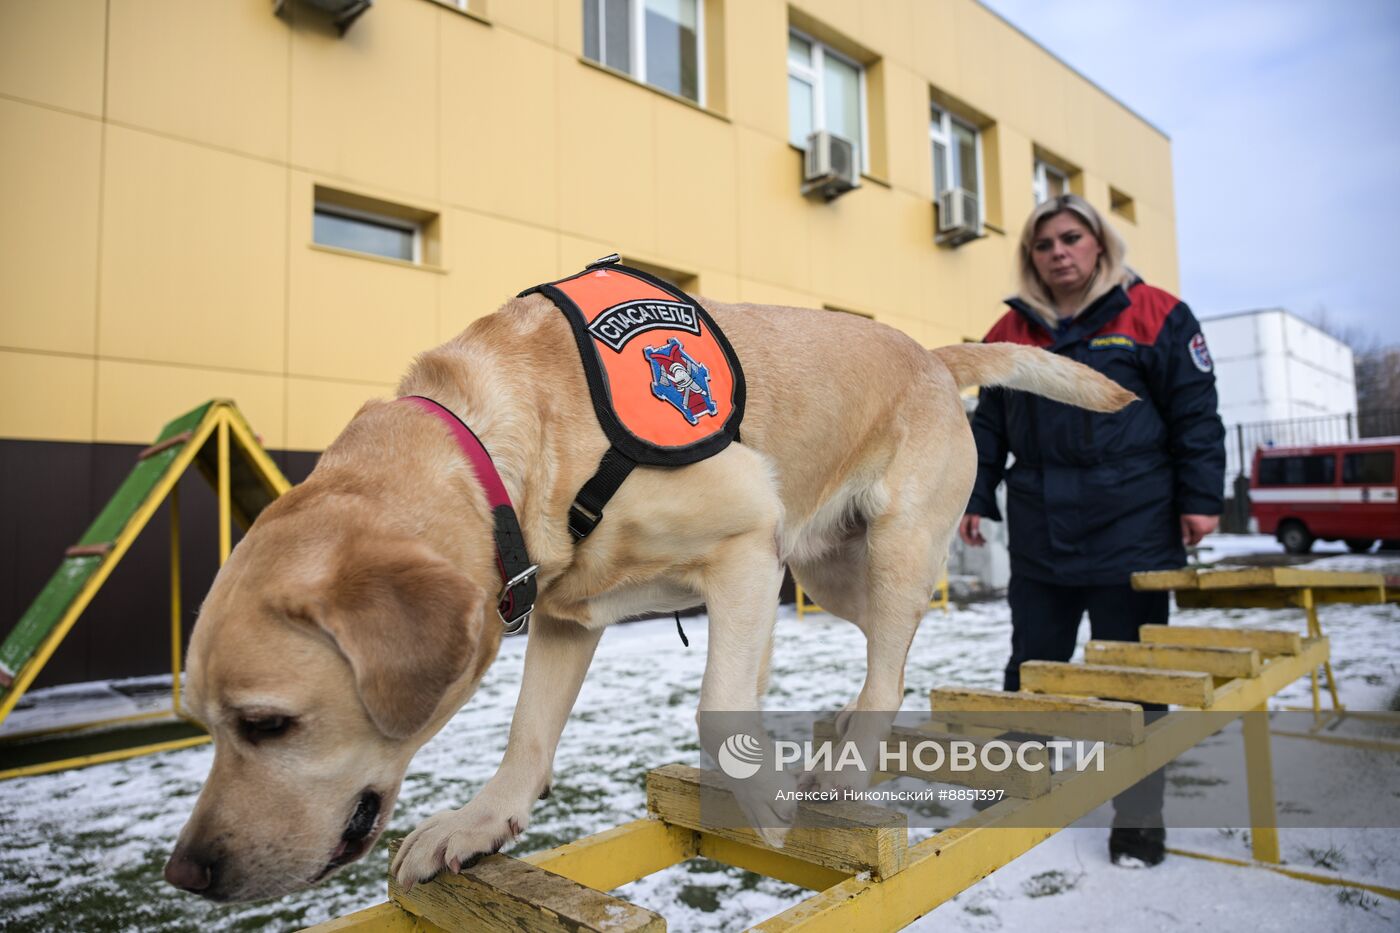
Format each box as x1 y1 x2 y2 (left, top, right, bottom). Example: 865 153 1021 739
164 482 500 901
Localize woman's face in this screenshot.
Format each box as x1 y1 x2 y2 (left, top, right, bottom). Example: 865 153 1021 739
1030 211 1103 301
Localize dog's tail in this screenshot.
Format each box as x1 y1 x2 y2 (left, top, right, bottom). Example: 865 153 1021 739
932 343 1136 412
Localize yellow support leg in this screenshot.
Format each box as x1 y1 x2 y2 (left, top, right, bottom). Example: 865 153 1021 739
170 485 182 717
217 415 231 565
1242 701 1280 864
1299 589 1344 719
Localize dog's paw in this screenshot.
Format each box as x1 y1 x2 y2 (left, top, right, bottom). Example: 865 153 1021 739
390 802 528 889
728 767 797 849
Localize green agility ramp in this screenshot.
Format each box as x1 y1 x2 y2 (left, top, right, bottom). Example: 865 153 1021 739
0 400 291 776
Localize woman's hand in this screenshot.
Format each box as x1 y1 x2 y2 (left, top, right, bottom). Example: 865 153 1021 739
1180 514 1218 546
959 514 986 547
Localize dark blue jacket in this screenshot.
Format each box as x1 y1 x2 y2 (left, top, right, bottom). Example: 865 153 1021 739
967 280 1226 585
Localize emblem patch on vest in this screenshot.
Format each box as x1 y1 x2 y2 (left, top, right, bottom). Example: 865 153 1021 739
645 338 717 424
1189 332 1213 373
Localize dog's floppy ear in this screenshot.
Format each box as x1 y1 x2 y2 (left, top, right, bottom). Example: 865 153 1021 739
312 537 485 739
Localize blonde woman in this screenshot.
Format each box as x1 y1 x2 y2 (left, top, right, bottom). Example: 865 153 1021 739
959 194 1225 867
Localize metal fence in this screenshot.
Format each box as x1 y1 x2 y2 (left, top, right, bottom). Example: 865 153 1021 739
1225 409 1400 481
1218 408 1400 532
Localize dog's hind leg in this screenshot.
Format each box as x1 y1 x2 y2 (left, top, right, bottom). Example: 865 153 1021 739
392 614 604 888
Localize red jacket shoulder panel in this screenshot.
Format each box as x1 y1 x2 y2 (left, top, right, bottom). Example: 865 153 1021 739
1097 283 1180 345
985 308 1052 347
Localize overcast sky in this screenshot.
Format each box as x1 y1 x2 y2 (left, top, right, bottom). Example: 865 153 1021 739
980 0 1400 347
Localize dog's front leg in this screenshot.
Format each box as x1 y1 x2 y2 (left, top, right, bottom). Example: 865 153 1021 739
694 532 798 847
392 615 604 887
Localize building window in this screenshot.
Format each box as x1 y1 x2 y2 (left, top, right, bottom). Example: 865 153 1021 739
929 104 980 204
1033 158 1069 205
583 0 703 104
314 203 421 263
787 30 866 172
1110 186 1137 223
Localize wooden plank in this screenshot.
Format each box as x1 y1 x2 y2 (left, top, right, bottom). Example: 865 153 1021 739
522 818 695 891
1020 661 1213 708
929 686 1145 746
811 719 1051 798
1140 624 1301 656
387 843 664 933
645 764 906 879
1195 567 1384 590
1085 640 1261 679
1131 568 1201 591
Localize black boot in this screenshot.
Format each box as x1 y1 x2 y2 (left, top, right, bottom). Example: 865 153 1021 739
1109 827 1166 867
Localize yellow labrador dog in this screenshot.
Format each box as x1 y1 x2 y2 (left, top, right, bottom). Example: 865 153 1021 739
164 293 1131 901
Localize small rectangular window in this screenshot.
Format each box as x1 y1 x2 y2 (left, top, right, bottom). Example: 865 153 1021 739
1110 186 1136 223
314 207 417 262
312 185 438 266
1258 455 1336 486
1342 451 1395 484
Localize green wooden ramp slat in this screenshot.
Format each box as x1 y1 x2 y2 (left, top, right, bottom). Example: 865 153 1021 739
0 402 214 685
0 401 290 706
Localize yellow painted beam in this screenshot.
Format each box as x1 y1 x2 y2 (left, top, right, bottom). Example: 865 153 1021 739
1140 624 1301 657
1085 640 1260 679
1195 567 1384 590
300 901 448 933
930 685 1146 746
522 818 695 890
0 734 210 781
696 830 850 892
646 763 907 880
1167 847 1400 901
1020 660 1214 708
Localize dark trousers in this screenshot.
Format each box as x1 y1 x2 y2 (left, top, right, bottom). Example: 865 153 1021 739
1004 575 1169 826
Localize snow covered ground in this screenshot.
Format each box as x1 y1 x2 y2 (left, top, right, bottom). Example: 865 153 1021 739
1 535 1397 931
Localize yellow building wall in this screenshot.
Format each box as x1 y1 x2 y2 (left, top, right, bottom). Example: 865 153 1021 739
0 0 1178 452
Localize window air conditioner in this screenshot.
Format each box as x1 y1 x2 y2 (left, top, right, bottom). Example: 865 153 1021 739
801 131 859 201
273 0 372 35
935 187 980 246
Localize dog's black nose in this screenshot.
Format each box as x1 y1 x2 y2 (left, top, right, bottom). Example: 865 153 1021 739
164 846 218 893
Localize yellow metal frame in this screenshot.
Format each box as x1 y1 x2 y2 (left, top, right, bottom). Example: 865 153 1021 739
0 402 289 780
306 631 1388 932
796 581 949 620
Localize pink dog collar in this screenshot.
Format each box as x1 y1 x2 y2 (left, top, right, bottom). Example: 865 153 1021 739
399 396 537 635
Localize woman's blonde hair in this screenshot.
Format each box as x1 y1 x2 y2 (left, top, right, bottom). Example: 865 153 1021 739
1015 193 1132 326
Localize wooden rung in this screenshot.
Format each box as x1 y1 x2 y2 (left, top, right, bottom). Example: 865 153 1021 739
1196 567 1385 590
646 763 906 879
1020 661 1213 708
387 843 664 933
1131 568 1201 591
64 542 114 558
811 718 1051 798
930 686 1145 746
137 430 193 460
1140 624 1301 656
1085 640 1261 679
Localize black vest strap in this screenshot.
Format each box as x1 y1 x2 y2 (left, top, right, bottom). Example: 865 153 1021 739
568 447 637 540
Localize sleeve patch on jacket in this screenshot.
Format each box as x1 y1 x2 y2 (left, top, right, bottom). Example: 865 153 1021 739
1189 332 1214 372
